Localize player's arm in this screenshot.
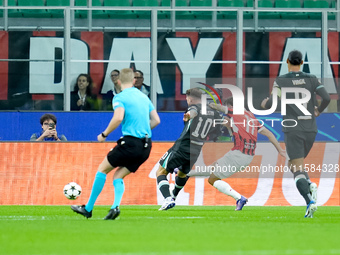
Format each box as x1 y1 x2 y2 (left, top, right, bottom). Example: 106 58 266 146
183 108 198 121
222 116 231 128
150 109 161 129
98 107 125 142
261 83 281 109
208 103 228 114
258 127 286 158
314 85 330 117
222 116 233 137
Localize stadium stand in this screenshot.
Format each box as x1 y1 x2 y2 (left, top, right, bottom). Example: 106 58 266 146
74 0 87 18
1 0 338 20
219 0 253 19
275 0 308 20
91 0 108 19
7 0 23 17
167 0 194 19
104 0 136 19
160 0 171 18
17 0 51 18
46 0 70 18
330 0 336 20
247 0 281 19
190 0 213 19
132 0 160 19
304 0 333 20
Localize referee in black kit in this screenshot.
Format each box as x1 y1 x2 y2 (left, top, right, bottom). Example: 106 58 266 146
261 50 330 218
71 68 160 220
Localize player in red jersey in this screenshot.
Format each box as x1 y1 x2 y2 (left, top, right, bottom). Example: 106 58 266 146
187 97 286 210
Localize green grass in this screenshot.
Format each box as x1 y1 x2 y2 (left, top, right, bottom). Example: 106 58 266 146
0 205 340 255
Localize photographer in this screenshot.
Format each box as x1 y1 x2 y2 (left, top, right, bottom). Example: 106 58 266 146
30 113 67 141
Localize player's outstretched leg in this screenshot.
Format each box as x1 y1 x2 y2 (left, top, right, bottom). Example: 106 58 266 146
305 182 318 218
209 174 247 211
71 171 106 218
158 176 176 211
71 205 92 219
294 171 317 217
235 196 248 211
157 165 176 211
170 175 189 200
157 175 175 210
104 178 124 220
169 183 176 199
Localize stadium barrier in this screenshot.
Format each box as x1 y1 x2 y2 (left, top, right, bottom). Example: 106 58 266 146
0 111 339 142
1 142 339 206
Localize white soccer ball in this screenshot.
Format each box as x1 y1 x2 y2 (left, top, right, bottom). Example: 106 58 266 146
63 182 82 200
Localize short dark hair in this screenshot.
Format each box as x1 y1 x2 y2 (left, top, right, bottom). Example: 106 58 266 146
288 50 303 65
112 69 120 74
135 70 144 76
223 97 233 106
186 88 202 99
40 113 57 125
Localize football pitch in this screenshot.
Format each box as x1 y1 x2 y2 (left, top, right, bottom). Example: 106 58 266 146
1 205 340 255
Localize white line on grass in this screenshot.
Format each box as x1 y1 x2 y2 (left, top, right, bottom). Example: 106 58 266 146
71 249 340 255
0 216 47 220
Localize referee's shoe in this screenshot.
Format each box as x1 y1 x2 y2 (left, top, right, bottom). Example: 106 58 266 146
104 206 120 220
71 205 92 219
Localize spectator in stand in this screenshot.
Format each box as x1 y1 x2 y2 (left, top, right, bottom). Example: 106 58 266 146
30 113 67 141
102 69 122 110
134 70 150 98
71 74 98 111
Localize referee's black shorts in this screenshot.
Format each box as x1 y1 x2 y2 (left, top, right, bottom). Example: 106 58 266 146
284 131 317 160
107 136 151 173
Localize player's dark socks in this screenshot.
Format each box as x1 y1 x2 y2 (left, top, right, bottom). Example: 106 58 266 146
294 171 311 204
157 175 171 198
173 176 189 197
297 169 312 184
293 170 309 179
304 170 312 185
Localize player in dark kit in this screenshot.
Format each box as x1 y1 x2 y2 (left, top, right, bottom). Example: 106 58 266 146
261 50 330 218
188 97 285 211
156 88 221 210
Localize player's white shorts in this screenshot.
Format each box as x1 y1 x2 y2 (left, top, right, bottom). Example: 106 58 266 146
214 150 254 179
